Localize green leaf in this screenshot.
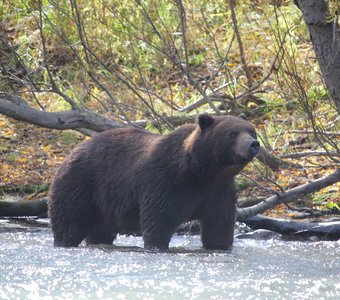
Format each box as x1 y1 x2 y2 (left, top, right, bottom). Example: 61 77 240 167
325 202 340 211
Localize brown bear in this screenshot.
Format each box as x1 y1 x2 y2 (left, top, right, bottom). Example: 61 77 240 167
48 114 259 250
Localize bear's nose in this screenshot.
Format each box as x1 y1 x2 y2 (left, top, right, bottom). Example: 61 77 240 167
249 140 260 156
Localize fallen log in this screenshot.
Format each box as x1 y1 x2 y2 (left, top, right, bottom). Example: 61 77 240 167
177 215 340 241
0 198 48 217
238 196 267 208
1 197 339 241
240 214 340 241
237 169 340 219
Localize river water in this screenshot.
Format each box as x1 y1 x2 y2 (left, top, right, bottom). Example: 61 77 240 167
0 219 339 300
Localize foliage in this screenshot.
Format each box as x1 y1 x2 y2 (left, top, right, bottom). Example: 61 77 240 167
0 116 77 189
0 0 339 216
1 1 306 114
326 0 340 22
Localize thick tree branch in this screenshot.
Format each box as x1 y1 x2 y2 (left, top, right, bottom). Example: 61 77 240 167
1 93 298 171
0 94 125 132
237 168 340 220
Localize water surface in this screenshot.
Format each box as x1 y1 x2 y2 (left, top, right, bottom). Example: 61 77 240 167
0 219 339 299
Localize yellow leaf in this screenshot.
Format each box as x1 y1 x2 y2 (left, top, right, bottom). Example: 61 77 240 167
17 157 28 163
4 129 14 136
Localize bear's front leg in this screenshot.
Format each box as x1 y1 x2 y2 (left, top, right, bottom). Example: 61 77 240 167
200 201 236 251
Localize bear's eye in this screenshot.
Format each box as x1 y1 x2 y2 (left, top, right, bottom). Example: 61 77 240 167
229 131 237 139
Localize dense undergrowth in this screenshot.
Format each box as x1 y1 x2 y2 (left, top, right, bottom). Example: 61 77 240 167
0 1 339 217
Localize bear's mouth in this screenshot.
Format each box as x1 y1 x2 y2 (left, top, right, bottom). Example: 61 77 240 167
234 153 257 164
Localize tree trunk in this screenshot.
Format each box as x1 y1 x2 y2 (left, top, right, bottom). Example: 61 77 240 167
296 0 340 114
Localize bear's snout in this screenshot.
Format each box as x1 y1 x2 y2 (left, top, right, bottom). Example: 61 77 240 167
249 140 260 156
236 133 260 161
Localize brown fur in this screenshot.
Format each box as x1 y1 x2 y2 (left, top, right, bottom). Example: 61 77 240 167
48 114 259 250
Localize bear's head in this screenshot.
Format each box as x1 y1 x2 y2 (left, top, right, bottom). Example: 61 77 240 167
194 114 260 167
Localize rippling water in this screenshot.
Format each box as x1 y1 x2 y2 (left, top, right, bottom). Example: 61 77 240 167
0 220 339 299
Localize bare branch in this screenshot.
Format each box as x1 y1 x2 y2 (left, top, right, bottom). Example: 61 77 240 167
279 151 340 159
287 130 340 137
0 93 125 132
229 0 253 88
178 81 235 113
237 169 340 220
176 0 189 75
178 24 287 114
134 114 196 128
36 0 79 110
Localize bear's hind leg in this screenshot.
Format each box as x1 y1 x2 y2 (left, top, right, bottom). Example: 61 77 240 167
53 223 89 247
49 185 95 247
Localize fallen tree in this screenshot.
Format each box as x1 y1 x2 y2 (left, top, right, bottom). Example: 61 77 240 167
237 169 340 220
0 198 47 217
238 214 340 241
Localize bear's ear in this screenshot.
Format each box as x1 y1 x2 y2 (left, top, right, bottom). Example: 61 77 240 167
198 114 214 131
237 113 247 120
